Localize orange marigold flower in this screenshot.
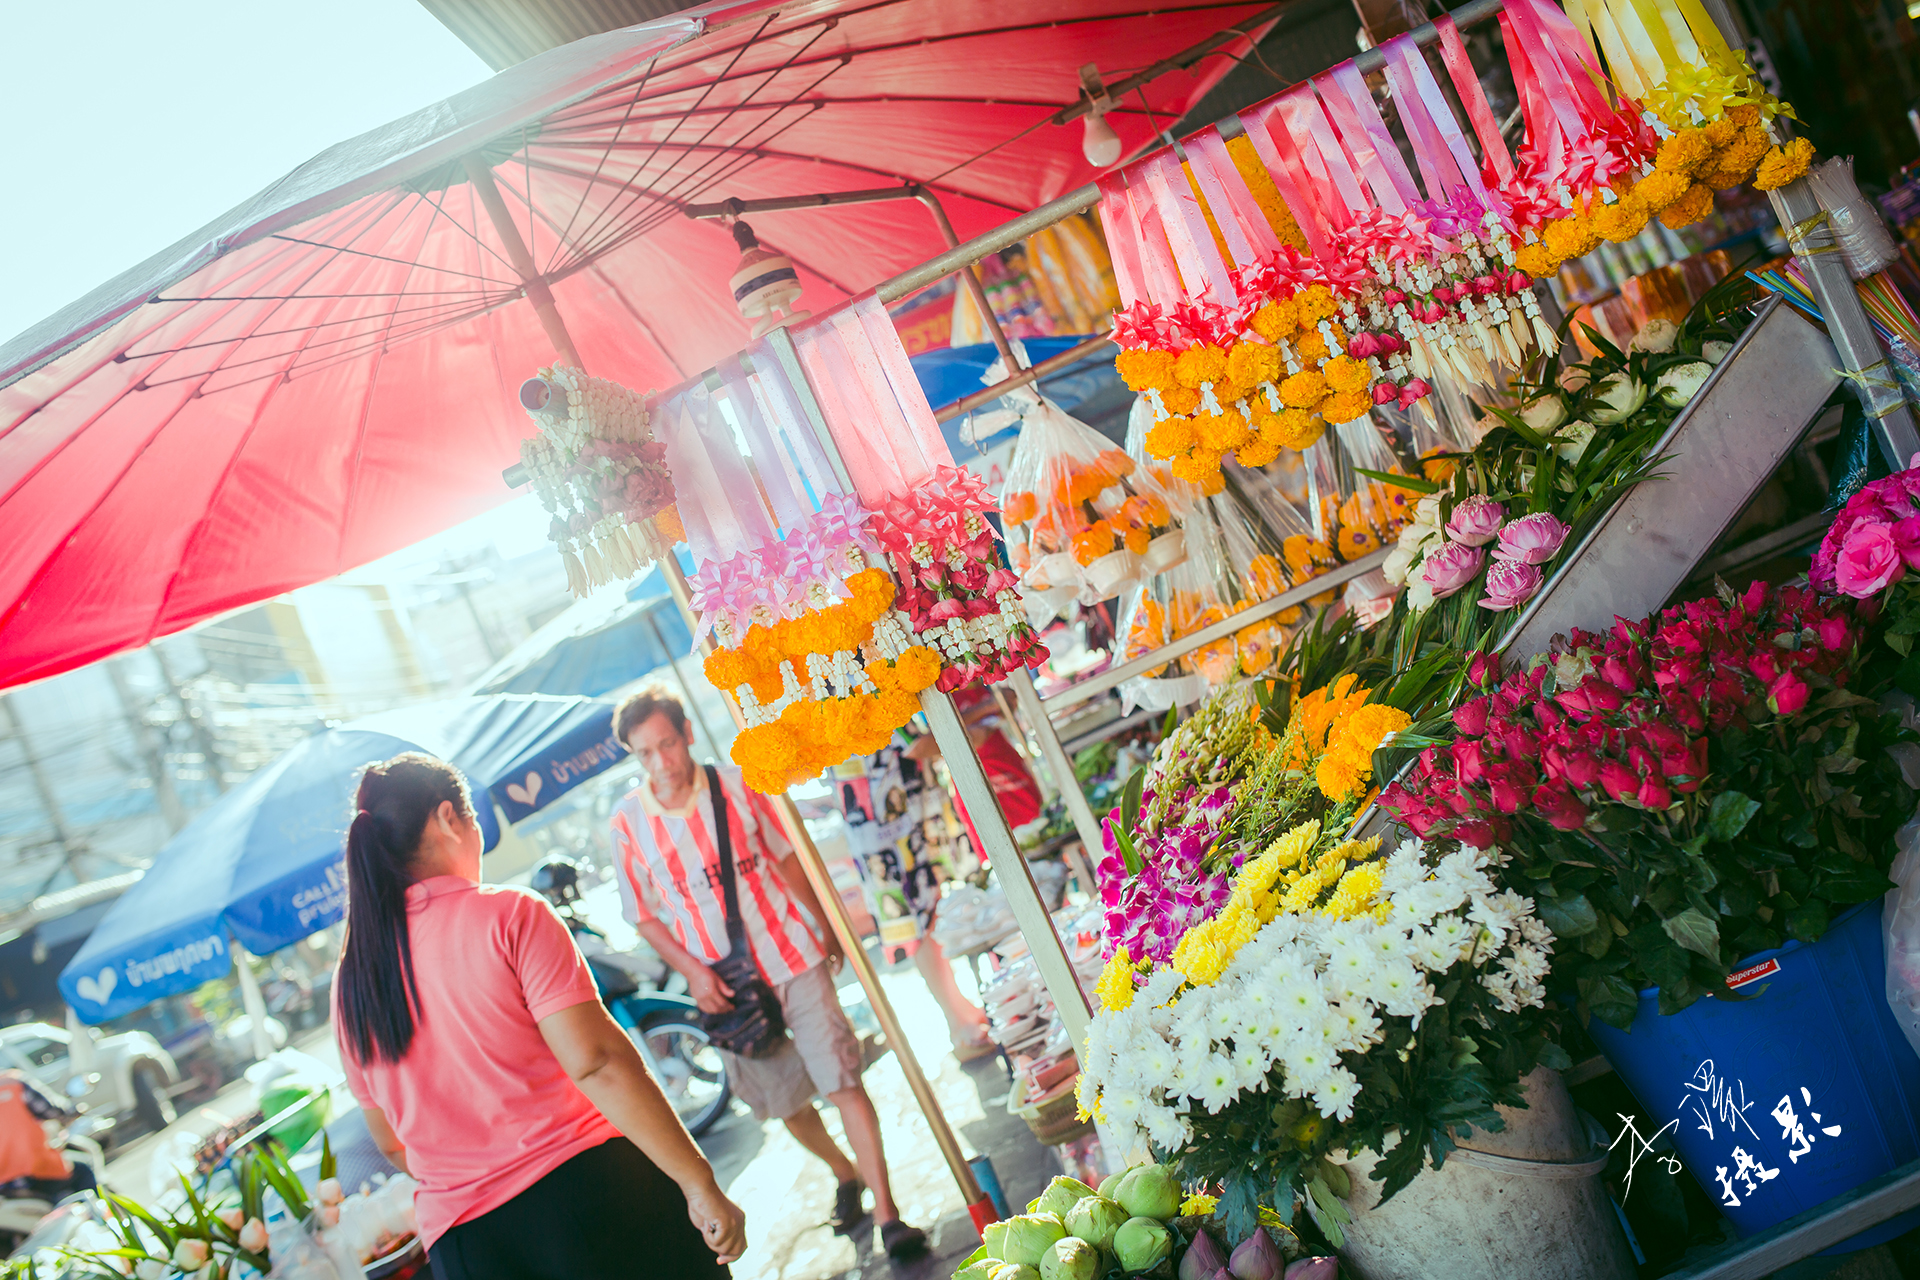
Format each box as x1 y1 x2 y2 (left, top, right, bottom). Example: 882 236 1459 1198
1659 182 1715 229
1115 347 1178 392
1124 524 1151 554
1322 355 1370 395
1173 344 1229 389
1249 298 1300 342
1196 411 1253 453
1226 340 1281 390
1319 390 1373 426
653 504 686 544
1161 385 1203 416
1279 370 1328 409
1235 436 1283 468
1295 331 1330 364
1754 136 1815 191
1634 168 1690 212
1002 490 1038 524
1071 522 1114 565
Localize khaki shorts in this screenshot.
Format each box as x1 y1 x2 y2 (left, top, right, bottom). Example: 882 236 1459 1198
718 962 864 1121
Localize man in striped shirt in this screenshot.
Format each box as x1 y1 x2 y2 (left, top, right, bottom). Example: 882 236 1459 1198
608 688 925 1258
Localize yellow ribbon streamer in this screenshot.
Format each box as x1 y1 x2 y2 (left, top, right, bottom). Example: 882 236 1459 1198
1834 360 1906 418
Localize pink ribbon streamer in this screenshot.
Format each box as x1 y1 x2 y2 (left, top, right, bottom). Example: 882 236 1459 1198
657 395 722 566
1096 175 1148 307
1382 35 1490 207
1183 128 1268 268
1435 15 1515 186
1142 151 1238 305
1321 64 1422 215
1288 83 1370 224
685 382 775 555
853 294 955 478
1239 96 1333 256
1125 173 1186 306
1501 0 1594 147
742 338 841 505
719 354 810 531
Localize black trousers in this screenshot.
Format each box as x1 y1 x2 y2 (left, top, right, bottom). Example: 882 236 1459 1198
429 1139 730 1280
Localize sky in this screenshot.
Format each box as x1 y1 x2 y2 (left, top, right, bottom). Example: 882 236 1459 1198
0 0 492 347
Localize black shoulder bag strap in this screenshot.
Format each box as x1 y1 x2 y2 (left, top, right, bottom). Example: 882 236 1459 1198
705 764 750 956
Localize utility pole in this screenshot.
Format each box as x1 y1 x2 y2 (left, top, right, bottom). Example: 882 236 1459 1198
106 656 188 833
151 644 228 794
0 694 82 881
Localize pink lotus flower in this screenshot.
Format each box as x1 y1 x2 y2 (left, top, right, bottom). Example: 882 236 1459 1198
1478 559 1543 611
1492 513 1570 564
1834 523 1906 597
1421 541 1487 598
1445 496 1506 546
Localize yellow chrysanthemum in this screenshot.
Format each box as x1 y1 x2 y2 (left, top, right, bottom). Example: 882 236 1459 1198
1095 946 1136 1013
1324 862 1384 921
1181 1192 1220 1217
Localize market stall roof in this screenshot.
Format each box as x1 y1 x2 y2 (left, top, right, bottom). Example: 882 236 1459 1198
0 0 1272 693
57 693 622 1024
469 562 687 696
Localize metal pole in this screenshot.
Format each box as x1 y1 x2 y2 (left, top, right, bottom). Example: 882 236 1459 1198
915 190 1022 375
921 689 1094 1053
1007 671 1107 863
936 336 1115 424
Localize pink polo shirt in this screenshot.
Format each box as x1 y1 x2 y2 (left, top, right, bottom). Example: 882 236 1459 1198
334 878 619 1247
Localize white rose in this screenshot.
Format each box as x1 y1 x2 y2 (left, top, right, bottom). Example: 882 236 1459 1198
1520 396 1568 433
1553 419 1597 463
172 1240 210 1271
1629 317 1678 352
1702 339 1733 365
1411 493 1442 529
1655 361 1712 407
1383 544 1416 585
1588 376 1648 425
1405 570 1437 613
1558 364 1592 392
239 1218 270 1253
315 1177 345 1206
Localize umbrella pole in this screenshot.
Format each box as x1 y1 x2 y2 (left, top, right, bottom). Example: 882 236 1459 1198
463 169 988 1218
232 938 275 1063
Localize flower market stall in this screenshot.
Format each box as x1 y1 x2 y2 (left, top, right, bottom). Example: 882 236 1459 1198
487 0 1920 1275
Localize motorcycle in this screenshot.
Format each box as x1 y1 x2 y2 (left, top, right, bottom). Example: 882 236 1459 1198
0 1125 110 1256
584 954 732 1137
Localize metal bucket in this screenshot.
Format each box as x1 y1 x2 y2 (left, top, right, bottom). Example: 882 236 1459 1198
1333 1067 1635 1280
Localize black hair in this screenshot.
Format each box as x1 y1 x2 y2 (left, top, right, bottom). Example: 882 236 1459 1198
335 753 475 1065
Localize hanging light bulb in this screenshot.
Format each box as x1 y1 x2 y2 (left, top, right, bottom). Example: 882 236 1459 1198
725 217 809 338
1077 61 1122 169
1082 108 1122 168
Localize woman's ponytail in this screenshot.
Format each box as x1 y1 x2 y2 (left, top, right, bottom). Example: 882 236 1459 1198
335 754 474 1065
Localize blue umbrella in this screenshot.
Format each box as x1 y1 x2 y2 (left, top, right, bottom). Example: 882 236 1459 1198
60 694 622 1024
470 566 691 698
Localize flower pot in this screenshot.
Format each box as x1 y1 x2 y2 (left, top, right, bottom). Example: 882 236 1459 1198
1085 548 1143 598
1584 901 1920 1251
1141 529 1188 574
1334 1067 1635 1280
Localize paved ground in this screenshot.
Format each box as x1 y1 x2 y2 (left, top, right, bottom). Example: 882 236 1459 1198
102 950 1056 1280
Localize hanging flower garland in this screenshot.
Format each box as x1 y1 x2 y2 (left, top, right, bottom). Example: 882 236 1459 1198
695 493 942 794
873 465 1050 691
519 366 680 596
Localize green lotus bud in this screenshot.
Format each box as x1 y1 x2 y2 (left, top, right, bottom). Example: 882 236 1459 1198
1033 1175 1100 1218
982 1222 1012 1261
1098 1170 1127 1199
1116 1163 1182 1220
997 1214 1068 1267
1041 1237 1101 1280
1114 1217 1173 1273
953 1263 999 1280
1065 1195 1129 1250
990 1266 1040 1280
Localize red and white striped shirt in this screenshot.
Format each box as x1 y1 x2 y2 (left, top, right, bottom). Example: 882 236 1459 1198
610 765 823 985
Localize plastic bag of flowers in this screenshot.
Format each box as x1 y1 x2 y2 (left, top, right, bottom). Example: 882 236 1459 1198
1380 577 1917 1026
1078 816 1567 1241
1001 398 1184 607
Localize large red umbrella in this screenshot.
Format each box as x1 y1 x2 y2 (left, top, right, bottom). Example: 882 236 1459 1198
0 0 1272 691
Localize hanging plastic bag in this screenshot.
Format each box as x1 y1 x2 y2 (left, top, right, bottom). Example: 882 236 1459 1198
1882 693 1920 1056
1002 398 1184 609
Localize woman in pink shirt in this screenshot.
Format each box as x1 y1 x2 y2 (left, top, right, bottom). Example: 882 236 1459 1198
333 754 746 1279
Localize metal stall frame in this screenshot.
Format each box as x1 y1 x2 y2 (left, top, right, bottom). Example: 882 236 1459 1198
491 0 1920 1228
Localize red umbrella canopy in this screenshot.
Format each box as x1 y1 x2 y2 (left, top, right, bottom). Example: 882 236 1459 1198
0 0 1271 691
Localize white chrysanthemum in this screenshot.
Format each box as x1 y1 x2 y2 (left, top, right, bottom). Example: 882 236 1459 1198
1275 975 1328 1030
1194 1054 1242 1113
1313 1066 1360 1121
1137 1040 1176 1088
1146 1104 1189 1151
1330 1000 1383 1052
1107 1087 1146 1124
1232 1041 1272 1090
1281 1039 1336 1093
